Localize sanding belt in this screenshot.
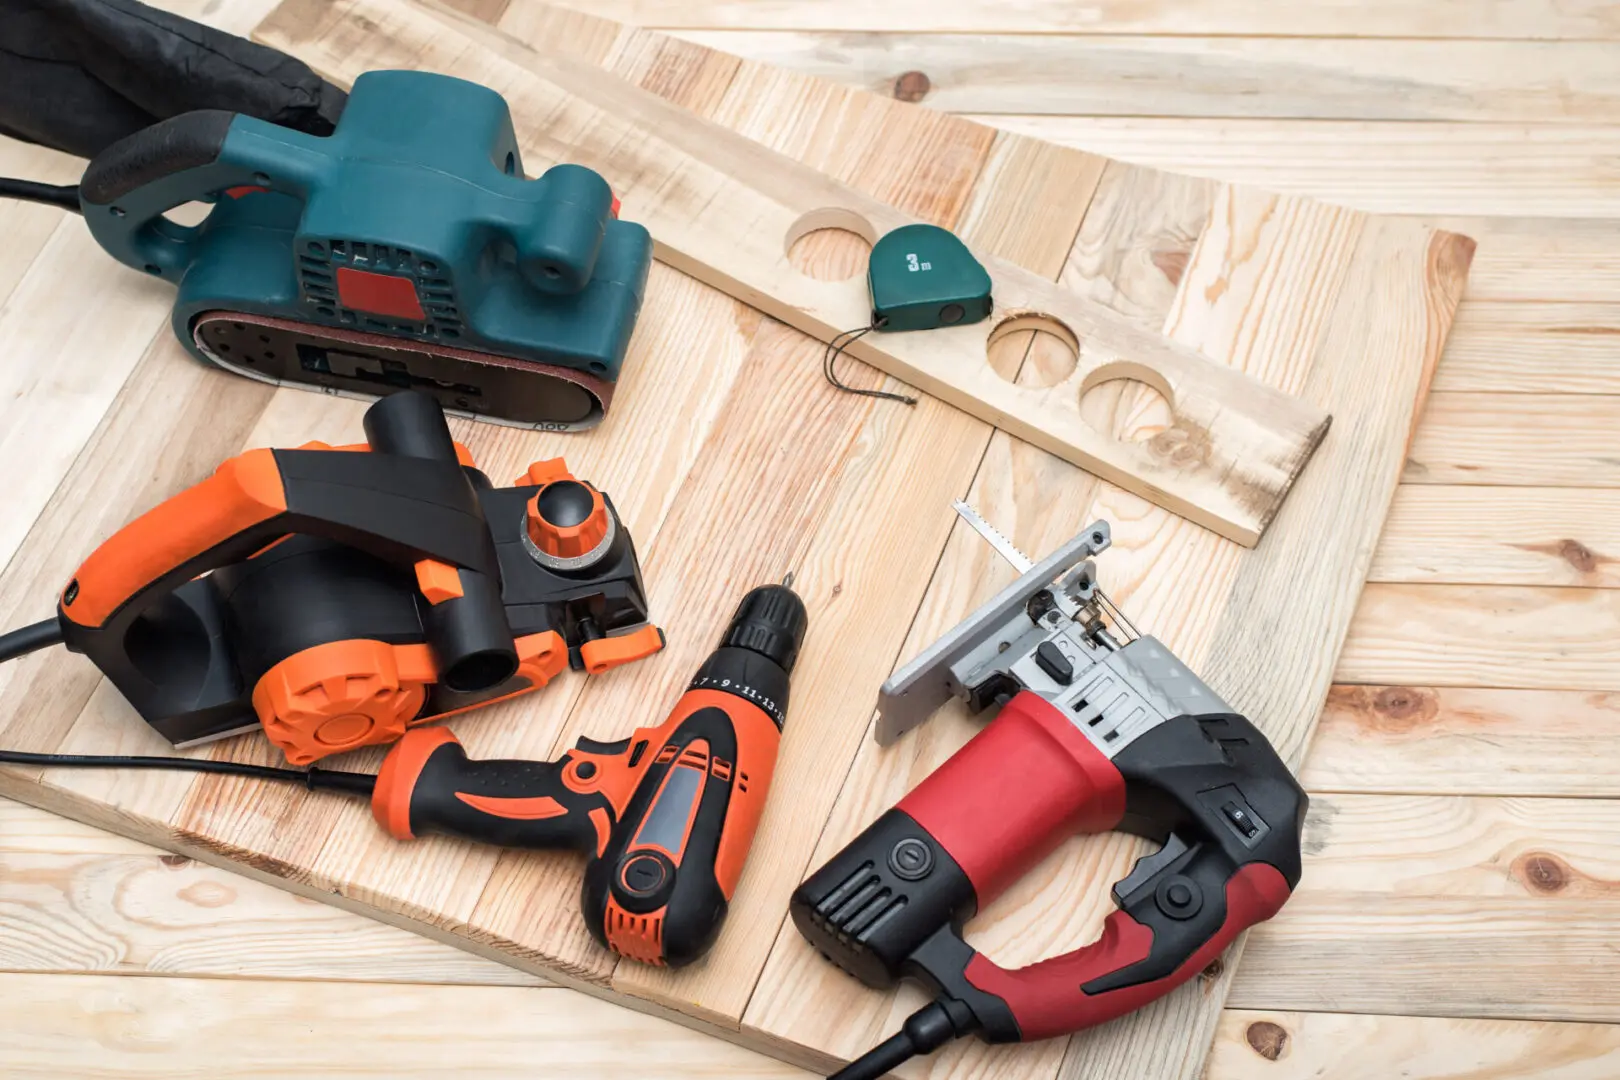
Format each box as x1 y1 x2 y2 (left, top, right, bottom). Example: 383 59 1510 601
0 0 346 159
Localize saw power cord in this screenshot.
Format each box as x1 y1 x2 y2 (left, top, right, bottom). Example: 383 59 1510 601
0 178 83 213
4 614 928 1078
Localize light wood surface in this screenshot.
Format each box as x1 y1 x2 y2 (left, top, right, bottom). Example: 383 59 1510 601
5 0 1619 1078
264 0 1335 546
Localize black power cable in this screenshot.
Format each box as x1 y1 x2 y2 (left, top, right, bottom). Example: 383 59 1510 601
0 617 64 661
0 616 374 796
831 1001 964 1080
0 178 82 213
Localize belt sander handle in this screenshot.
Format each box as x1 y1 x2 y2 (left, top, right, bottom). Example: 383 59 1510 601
78 110 316 281
77 79 623 295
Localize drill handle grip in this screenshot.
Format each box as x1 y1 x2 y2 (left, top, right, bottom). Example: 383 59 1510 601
372 727 607 851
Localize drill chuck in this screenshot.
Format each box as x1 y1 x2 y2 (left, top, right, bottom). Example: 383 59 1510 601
720 584 807 674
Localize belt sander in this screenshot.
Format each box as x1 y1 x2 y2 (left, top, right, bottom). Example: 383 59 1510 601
72 68 652 430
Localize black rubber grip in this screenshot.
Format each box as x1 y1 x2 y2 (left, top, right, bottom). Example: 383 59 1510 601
408 741 604 851
79 110 236 205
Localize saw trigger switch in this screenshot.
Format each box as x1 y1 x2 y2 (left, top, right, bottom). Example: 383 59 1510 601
1035 640 1073 685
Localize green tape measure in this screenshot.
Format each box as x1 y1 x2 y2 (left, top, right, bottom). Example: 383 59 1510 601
868 224 992 332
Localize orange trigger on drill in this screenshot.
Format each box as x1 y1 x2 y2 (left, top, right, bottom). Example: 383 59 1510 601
580 624 665 675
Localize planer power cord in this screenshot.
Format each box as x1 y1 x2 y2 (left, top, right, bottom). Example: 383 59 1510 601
3 615 907 1079
0 617 374 795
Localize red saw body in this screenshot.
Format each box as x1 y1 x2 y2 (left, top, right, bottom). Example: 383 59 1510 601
791 518 1306 1069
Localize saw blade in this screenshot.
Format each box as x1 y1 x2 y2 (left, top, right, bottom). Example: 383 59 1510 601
952 501 1033 574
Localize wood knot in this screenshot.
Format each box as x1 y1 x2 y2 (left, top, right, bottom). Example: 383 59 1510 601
159 855 192 869
1200 958 1225 983
892 71 932 103
1558 538 1598 573
1373 685 1438 726
1245 1020 1290 1061
1517 851 1570 893
1150 248 1189 286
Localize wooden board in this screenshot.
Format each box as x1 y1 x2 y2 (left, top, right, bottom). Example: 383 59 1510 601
0 3 1469 1080
259 2 1329 546
669 32 1620 122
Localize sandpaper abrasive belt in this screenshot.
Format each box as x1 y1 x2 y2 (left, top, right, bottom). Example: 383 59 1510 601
0 0 346 159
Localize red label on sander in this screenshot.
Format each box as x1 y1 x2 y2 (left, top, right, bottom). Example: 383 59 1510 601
335 267 427 321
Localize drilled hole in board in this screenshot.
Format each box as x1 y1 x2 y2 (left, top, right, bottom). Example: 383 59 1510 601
785 208 876 282
986 313 1078 388
1079 361 1173 443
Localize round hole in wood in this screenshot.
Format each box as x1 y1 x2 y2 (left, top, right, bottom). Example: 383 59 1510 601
785 208 877 282
986 313 1079 388
1079 360 1174 443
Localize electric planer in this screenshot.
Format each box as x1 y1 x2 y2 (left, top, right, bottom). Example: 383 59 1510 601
76 68 652 430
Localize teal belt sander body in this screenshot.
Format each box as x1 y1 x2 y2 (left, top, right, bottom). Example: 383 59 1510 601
77 69 652 430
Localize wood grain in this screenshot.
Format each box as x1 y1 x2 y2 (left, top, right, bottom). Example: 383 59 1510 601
0 844 541 987
267 0 1334 547
985 117 1620 218
1434 302 1620 395
1430 217 1620 303
1373 486 1620 588
1211 1011 1620 1079
1232 794 1620 1021
1339 584 1620 691
542 0 1620 39
1404 393 1620 487
0 4 1472 1080
1305 686 1620 798
0 972 810 1079
671 32 1620 122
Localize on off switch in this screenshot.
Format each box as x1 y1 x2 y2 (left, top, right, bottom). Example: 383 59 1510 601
524 479 614 569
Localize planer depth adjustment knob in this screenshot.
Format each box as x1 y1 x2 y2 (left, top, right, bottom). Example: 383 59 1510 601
523 479 615 571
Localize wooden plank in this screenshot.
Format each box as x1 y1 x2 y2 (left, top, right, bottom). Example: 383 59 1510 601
984 117 1620 218
1405 393 1620 487
266 1 1335 548
1373 486 1620 588
1305 686 1620 798
1339 583 1620 691
1425 217 1620 303
1230 794 1620 1021
1434 302 1620 395
0 801 542 987
743 175 1462 1080
1054 207 1466 1080
0 5 1468 1080
0 973 811 1079
541 0 1620 39
1211 1011 1620 1080
671 32 1620 123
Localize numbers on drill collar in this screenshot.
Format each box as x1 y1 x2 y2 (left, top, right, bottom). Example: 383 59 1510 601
688 673 784 728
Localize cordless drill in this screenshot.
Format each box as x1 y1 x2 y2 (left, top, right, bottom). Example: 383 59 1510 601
0 581 806 969
791 514 1306 1076
371 583 807 966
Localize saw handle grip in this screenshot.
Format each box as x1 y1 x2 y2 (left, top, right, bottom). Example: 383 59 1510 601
958 858 1291 1042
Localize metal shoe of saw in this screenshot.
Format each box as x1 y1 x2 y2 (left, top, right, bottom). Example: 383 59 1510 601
76 70 652 431
793 507 1307 1077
